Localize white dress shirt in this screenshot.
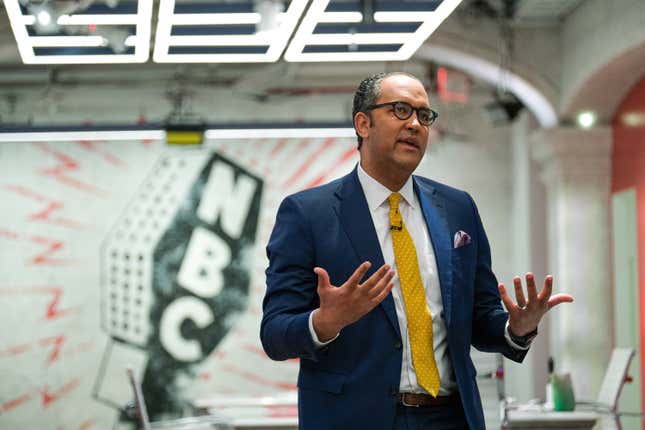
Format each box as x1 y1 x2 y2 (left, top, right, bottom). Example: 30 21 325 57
308 164 527 395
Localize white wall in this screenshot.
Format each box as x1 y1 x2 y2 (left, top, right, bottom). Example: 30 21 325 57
0 95 525 429
560 0 645 118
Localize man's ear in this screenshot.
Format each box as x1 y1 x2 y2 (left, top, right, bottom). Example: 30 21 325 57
354 112 371 140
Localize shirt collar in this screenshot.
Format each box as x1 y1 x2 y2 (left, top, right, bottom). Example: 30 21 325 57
357 163 416 211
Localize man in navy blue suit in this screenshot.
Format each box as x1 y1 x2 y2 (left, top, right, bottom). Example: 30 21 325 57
261 72 573 429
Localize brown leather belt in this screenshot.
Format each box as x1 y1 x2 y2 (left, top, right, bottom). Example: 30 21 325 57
397 392 454 407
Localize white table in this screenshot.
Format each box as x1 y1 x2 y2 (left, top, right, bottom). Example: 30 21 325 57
504 410 598 429
193 393 298 430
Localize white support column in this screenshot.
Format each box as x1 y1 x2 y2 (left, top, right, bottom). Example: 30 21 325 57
531 127 612 397
505 111 551 403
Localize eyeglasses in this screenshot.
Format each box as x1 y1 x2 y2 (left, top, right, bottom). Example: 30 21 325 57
365 101 438 126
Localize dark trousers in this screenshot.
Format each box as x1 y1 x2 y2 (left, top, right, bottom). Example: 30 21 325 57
393 395 469 430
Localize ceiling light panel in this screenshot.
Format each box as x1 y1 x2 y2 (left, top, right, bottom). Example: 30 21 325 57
4 0 153 64
153 0 308 63
284 0 463 62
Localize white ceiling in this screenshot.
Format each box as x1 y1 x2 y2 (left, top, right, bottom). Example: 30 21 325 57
0 0 588 68
2 0 468 66
515 0 585 21
0 0 588 128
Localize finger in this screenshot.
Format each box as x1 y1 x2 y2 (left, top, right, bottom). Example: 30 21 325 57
371 281 394 305
360 263 391 288
513 276 526 308
313 267 331 291
345 261 372 287
498 283 516 312
367 270 395 298
547 293 574 309
538 275 554 303
525 272 539 302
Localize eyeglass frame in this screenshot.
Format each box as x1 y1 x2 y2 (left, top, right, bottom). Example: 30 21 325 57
364 101 439 126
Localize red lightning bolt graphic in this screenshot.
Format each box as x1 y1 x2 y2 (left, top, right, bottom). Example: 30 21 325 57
35 142 108 196
0 285 77 320
41 287 73 319
30 235 66 265
39 335 66 366
282 138 335 188
305 146 357 189
0 229 18 239
0 337 93 367
4 185 84 229
40 378 81 407
221 363 296 391
270 139 288 157
0 343 32 357
1 378 85 414
1 392 32 413
0 229 71 265
77 140 125 168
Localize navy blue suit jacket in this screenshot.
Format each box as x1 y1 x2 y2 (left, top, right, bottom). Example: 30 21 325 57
261 168 527 430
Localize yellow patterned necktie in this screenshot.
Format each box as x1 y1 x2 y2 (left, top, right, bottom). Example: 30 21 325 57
388 192 441 397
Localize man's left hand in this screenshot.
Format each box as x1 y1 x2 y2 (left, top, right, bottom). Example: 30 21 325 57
499 273 574 336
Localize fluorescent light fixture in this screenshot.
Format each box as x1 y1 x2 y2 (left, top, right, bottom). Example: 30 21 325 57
168 13 262 25
577 111 597 129
19 15 36 25
20 13 140 26
0 130 165 143
205 128 355 139
169 35 275 47
4 0 152 64
374 12 434 23
37 10 52 26
57 14 140 25
29 35 108 47
29 3 60 34
153 0 308 63
318 12 363 23
284 0 463 62
0 127 353 142
305 33 411 45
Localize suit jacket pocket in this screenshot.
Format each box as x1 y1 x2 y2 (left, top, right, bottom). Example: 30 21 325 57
298 368 347 394
452 243 475 282
452 242 474 261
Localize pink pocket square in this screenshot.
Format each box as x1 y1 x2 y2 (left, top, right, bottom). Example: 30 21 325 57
453 230 472 248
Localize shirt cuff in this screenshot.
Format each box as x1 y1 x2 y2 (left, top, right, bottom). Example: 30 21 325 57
309 309 339 348
504 320 531 350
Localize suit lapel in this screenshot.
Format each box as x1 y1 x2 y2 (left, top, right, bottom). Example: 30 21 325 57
414 177 453 326
334 168 400 335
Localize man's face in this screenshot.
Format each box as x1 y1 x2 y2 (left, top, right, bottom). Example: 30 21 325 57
357 75 430 181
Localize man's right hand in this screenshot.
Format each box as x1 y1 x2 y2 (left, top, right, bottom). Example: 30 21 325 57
312 262 395 342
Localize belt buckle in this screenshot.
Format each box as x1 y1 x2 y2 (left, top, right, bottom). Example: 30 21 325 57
400 393 420 408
